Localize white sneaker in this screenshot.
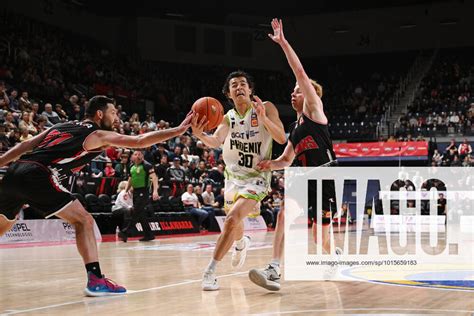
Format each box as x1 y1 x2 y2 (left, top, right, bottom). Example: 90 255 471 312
202 270 219 291
324 247 342 280
231 235 251 269
249 264 281 291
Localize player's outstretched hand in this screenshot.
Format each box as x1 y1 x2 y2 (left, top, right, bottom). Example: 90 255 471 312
252 95 266 121
191 112 208 136
178 110 194 133
268 18 286 46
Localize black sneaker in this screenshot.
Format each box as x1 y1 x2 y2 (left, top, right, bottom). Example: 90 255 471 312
118 231 128 243
139 235 155 242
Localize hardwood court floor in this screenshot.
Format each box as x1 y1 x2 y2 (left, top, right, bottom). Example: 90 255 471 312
0 231 473 315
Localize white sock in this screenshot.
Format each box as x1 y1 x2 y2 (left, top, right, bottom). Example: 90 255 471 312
206 259 219 273
270 259 280 268
235 236 247 250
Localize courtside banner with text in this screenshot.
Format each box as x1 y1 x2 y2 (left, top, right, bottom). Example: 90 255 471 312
284 167 474 281
0 219 102 244
333 141 428 158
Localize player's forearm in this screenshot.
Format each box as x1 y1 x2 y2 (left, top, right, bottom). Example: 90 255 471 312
151 176 159 193
194 132 222 148
0 141 32 167
136 126 185 148
270 157 292 171
279 40 309 86
262 117 286 144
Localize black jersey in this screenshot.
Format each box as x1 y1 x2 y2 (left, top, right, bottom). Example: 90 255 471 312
20 121 101 174
289 113 336 167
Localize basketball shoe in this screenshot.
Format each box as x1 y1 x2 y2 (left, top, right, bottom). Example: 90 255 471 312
248 264 281 291
84 272 127 296
231 235 251 268
202 270 219 291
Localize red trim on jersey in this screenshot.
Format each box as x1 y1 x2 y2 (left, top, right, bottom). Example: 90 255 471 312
294 135 319 156
38 129 73 148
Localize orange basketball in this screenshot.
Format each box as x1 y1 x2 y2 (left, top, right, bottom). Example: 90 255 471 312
191 97 224 131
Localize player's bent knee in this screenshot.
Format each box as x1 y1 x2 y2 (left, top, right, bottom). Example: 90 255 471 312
78 212 95 228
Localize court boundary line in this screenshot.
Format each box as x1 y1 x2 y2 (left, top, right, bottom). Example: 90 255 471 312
0 272 247 315
249 307 474 315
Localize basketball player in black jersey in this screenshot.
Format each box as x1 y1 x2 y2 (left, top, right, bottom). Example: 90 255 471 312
248 19 338 291
0 95 193 296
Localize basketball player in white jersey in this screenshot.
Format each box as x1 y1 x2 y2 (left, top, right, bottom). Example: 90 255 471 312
191 70 286 290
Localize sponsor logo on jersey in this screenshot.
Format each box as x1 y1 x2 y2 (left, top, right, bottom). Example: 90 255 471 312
251 113 258 127
294 135 319 155
247 190 257 195
230 139 262 154
231 130 259 139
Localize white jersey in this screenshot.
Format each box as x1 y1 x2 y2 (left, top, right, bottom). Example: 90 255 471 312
222 107 272 184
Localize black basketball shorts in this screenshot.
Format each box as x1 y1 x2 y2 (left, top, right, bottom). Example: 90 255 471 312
0 161 75 220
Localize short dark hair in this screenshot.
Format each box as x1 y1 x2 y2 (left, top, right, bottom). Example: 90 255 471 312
222 70 255 99
85 95 114 118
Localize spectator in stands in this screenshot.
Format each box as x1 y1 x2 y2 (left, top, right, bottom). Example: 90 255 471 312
42 103 61 125
215 187 225 211
30 102 41 125
169 146 182 162
195 160 207 179
129 113 140 124
0 124 10 150
207 163 225 190
119 150 158 242
19 127 32 142
111 181 133 235
71 104 83 121
55 104 68 121
104 159 115 177
260 196 275 228
181 184 208 229
144 112 157 130
185 160 199 185
19 91 31 111
19 111 37 135
36 116 48 133
181 147 198 164
194 185 205 208
432 149 443 166
7 128 20 147
3 112 16 130
0 82 10 109
202 184 219 209
114 152 130 180
445 139 458 154
167 156 185 197
194 140 205 159
8 89 20 113
458 139 472 160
